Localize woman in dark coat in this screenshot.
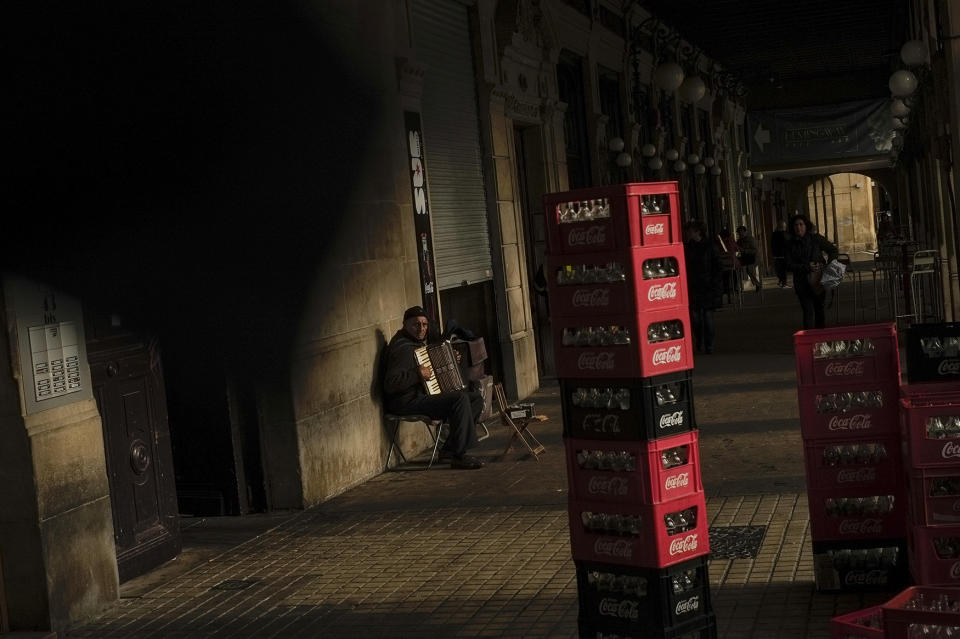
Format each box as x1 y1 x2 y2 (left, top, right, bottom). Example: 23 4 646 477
683 221 723 353
784 213 839 329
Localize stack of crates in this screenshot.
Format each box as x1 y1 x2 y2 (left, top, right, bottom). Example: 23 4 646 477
830 585 960 638
544 182 715 639
793 323 908 591
902 322 960 585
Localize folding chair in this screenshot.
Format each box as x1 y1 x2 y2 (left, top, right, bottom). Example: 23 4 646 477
494 383 545 460
383 414 447 470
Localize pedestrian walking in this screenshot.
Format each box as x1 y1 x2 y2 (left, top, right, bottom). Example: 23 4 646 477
715 227 740 304
735 225 762 291
683 220 723 354
770 220 790 287
784 214 838 329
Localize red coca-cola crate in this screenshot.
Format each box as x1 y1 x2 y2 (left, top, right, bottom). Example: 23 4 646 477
883 586 960 637
813 538 909 592
576 557 711 636
829 606 885 639
553 310 693 379
565 432 702 505
794 323 901 387
803 435 903 492
568 492 709 569
910 469 960 526
906 322 960 382
547 245 688 317
808 487 908 543
900 387 960 469
560 371 696 441
544 182 681 255
797 382 900 441
908 524 960 584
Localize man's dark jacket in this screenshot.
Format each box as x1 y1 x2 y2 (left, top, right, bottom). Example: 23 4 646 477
383 329 426 411
784 232 839 287
683 238 723 310
770 230 790 259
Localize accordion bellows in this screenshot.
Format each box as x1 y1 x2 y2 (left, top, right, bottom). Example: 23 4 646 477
415 342 466 395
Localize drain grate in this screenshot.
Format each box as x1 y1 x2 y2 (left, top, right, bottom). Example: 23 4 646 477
708 525 767 559
211 579 258 591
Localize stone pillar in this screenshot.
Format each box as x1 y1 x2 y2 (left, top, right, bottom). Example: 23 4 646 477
479 89 539 399
939 0 960 320
0 277 118 634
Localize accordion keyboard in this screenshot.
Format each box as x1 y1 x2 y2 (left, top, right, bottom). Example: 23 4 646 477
414 346 442 395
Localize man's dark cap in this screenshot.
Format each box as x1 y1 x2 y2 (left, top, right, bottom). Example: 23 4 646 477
403 306 428 321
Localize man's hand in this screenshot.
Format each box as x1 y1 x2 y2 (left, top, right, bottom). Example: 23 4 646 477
418 364 433 381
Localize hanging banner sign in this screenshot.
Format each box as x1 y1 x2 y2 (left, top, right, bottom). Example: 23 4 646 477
746 99 896 168
404 111 441 339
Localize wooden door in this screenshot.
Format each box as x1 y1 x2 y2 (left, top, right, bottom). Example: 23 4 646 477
85 308 180 582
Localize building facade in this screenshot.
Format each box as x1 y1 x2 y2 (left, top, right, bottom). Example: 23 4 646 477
5 0 960 634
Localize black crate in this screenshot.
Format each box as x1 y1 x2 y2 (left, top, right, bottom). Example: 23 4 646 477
578 612 716 639
576 557 711 635
561 371 695 441
811 537 909 592
906 322 960 382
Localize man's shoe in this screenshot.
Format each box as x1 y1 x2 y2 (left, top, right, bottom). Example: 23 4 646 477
450 454 484 470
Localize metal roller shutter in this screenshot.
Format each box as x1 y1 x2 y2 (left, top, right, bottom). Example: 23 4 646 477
410 0 493 290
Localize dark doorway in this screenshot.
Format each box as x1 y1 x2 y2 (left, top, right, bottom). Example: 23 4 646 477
439 281 503 386
514 124 555 378
85 306 180 583
162 351 267 517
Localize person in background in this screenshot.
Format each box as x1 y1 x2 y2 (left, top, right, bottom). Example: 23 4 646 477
770 220 790 287
683 221 723 354
715 227 740 303
383 306 485 469
784 214 839 329
735 225 762 291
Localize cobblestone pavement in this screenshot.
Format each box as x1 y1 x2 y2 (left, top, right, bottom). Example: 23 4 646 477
68 274 899 639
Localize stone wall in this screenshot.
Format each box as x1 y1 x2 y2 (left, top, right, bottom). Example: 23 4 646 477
0 290 118 633
266 0 432 506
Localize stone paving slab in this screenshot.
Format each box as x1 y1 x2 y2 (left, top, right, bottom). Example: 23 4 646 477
66 277 906 638
68 491 895 639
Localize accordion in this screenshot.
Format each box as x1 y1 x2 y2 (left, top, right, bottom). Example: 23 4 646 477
415 341 466 395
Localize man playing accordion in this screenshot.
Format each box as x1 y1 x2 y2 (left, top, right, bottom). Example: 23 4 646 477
383 306 485 469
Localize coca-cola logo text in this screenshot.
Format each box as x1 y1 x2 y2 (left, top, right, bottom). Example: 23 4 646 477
939 359 960 375
644 223 665 236
828 414 871 431
824 360 866 377
668 534 699 556
577 352 615 371
838 519 883 535
843 570 888 586
588 476 629 496
567 226 607 246
647 282 678 302
652 346 682 366
664 473 690 491
594 538 633 558
598 598 639 620
950 561 960 579
837 468 877 483
571 288 611 308
675 596 700 615
943 441 960 459
659 411 684 429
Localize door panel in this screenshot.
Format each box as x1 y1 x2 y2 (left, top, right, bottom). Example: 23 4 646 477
86 309 180 583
